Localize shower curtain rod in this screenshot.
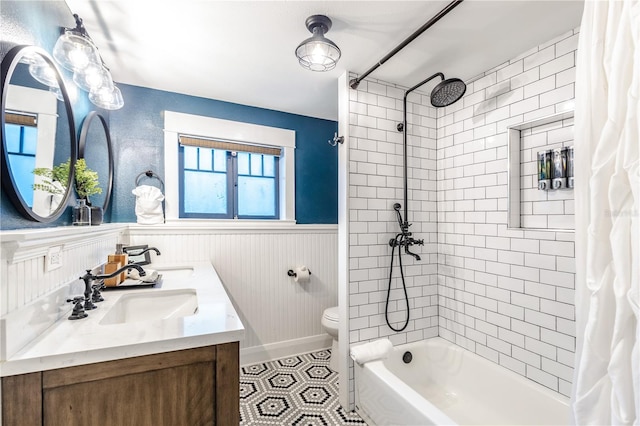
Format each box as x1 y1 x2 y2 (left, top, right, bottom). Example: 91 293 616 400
349 0 464 90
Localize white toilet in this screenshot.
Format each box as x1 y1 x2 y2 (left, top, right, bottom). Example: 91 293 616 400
321 306 339 372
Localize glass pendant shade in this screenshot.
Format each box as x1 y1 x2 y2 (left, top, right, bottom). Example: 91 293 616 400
28 62 59 88
295 15 341 72
296 36 341 71
73 62 114 92
89 85 124 110
20 51 45 66
53 30 100 72
49 86 64 102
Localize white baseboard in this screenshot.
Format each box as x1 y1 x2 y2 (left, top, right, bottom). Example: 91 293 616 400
240 334 332 366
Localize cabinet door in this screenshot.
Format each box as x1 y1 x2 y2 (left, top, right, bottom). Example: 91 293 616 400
1 372 42 426
43 347 217 426
43 362 215 426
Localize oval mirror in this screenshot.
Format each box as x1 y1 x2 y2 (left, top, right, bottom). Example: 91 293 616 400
0 45 76 222
78 111 113 215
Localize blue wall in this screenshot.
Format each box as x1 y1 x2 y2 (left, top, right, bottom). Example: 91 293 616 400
1 1 338 229
110 85 338 224
1 1 98 229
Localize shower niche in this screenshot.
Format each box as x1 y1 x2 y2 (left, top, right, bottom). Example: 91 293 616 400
507 110 575 232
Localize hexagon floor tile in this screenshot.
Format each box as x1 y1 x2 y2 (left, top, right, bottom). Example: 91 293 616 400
240 349 365 425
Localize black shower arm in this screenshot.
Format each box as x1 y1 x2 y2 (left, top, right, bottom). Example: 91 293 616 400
401 72 445 226
404 72 444 98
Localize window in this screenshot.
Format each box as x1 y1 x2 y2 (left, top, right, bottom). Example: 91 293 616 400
179 145 279 219
164 111 295 222
5 113 38 207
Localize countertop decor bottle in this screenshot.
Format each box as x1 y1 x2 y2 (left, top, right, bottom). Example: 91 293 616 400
72 199 91 226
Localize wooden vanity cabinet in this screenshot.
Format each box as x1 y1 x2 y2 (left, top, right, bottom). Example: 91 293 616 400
1 342 239 426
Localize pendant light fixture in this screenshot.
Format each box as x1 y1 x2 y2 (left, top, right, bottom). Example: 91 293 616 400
52 13 123 110
295 15 341 72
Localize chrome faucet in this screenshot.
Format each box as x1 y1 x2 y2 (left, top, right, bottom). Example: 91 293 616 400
80 264 146 310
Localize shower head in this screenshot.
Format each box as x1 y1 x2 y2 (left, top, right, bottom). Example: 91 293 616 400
430 77 467 107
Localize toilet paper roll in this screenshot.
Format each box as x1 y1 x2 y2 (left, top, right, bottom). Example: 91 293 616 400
294 266 310 283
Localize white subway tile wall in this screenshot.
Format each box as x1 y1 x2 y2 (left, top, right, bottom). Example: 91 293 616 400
345 28 578 406
520 118 575 229
436 28 578 397
347 73 439 403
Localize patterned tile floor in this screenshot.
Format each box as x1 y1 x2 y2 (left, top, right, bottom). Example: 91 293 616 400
240 349 366 425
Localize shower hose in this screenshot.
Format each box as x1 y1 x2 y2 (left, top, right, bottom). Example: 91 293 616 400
385 209 411 332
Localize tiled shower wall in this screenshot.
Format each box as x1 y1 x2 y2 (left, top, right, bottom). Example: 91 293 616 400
520 119 575 230
344 28 579 406
347 75 439 402
436 28 578 397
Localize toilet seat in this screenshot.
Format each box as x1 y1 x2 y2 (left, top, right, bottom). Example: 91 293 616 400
323 306 339 322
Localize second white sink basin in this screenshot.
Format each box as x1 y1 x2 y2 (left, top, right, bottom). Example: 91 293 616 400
154 266 195 281
100 289 198 325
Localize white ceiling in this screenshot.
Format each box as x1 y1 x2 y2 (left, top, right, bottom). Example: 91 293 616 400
65 0 584 121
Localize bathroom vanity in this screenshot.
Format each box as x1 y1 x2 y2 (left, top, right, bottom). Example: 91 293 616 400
0 262 244 426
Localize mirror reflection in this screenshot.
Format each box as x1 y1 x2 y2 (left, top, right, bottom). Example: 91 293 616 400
1 45 76 222
79 111 113 213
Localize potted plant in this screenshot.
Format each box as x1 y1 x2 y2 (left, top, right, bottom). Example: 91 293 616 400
33 159 103 225
73 159 103 225
32 161 70 215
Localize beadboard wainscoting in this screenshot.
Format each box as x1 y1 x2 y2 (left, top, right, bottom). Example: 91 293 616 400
0 225 127 318
126 224 338 364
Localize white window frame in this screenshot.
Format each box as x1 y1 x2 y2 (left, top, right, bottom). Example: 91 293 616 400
7 85 58 217
164 111 295 223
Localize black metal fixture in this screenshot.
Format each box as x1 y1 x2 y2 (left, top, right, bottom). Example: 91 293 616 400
399 72 466 226
349 0 464 89
295 15 341 72
384 73 466 333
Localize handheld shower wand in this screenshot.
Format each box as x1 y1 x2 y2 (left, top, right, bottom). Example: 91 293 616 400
390 203 423 261
385 202 425 332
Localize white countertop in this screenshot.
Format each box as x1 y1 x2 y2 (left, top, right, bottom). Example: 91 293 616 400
0 262 244 377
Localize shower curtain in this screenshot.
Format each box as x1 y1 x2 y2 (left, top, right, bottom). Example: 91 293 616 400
572 0 639 425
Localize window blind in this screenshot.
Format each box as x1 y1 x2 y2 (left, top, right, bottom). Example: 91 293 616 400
179 135 282 157
5 112 37 127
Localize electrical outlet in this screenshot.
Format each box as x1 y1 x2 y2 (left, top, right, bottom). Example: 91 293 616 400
45 245 63 272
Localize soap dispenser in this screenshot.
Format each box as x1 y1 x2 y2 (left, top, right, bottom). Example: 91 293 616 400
105 244 128 286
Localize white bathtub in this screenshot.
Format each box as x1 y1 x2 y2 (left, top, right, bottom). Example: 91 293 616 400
354 337 570 425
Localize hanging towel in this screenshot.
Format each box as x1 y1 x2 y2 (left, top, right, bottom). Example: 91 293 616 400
132 185 164 225
350 338 393 365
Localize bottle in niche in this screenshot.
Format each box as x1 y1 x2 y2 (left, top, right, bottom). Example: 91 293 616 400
72 199 91 226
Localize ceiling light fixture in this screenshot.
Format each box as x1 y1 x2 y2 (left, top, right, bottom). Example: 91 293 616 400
52 13 123 110
295 15 341 72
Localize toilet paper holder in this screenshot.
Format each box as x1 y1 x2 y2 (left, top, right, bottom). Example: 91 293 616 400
287 268 312 277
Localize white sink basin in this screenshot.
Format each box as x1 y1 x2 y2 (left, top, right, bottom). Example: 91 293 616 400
100 289 198 325
154 266 195 281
